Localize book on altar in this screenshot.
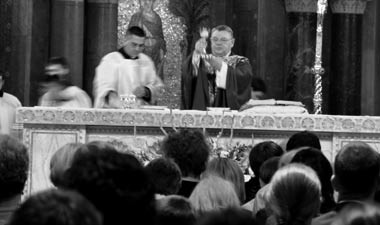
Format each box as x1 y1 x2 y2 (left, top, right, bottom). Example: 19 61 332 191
239 99 308 114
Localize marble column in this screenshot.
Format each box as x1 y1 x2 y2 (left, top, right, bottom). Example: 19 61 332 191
284 0 318 113
84 0 118 99
50 0 84 87
329 0 369 115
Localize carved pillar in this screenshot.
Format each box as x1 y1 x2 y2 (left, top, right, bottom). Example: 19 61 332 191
284 0 318 113
329 0 369 115
50 0 84 87
84 0 118 99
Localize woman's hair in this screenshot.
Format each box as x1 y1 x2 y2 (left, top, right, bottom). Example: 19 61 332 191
334 202 380 225
268 163 321 225
50 143 84 187
291 147 335 213
203 158 246 203
189 176 240 216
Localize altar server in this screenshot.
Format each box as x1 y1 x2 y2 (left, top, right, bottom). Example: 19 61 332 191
0 73 22 135
93 26 163 108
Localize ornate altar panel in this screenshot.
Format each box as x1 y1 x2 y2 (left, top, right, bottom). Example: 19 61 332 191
16 107 380 196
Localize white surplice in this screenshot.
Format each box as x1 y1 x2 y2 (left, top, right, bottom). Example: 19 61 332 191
93 52 163 108
0 93 21 134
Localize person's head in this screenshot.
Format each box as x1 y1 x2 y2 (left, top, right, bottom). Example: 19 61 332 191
251 77 267 100
286 131 321 151
203 157 246 203
249 141 284 176
156 195 196 225
43 57 70 90
49 143 84 188
123 26 146 58
189 176 240 216
146 157 182 195
196 207 257 225
161 129 210 178
7 189 102 225
0 134 28 201
268 163 321 225
333 142 380 200
45 57 69 76
333 202 380 225
290 147 335 213
210 25 235 57
259 156 280 186
64 141 156 225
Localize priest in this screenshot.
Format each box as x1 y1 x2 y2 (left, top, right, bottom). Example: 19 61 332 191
181 25 253 110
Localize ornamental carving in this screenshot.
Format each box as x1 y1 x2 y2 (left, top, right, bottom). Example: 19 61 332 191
241 116 254 127
14 108 380 134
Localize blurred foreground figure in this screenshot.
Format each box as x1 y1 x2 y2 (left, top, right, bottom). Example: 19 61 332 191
39 57 92 108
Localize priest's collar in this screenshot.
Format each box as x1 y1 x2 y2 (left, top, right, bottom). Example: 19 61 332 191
118 48 138 60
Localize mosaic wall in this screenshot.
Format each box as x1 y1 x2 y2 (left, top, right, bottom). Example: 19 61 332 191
118 0 186 109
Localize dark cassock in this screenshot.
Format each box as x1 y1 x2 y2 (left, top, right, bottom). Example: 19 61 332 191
181 53 253 110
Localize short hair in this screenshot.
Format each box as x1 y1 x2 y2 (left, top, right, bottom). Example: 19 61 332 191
64 141 155 225
259 156 280 184
291 147 335 213
50 143 83 188
334 142 380 195
269 163 321 225
0 134 29 200
161 129 210 177
211 25 234 38
46 56 69 68
189 176 240 216
156 195 196 225
203 158 246 203
286 131 321 151
334 202 380 225
249 141 284 175
196 207 257 225
127 26 146 38
145 157 182 195
7 189 102 225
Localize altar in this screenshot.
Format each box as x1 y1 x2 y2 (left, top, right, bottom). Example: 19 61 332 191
16 107 380 196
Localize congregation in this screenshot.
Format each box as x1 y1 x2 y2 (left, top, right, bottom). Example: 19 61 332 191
1 129 380 225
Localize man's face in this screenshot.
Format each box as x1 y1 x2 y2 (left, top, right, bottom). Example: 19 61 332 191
211 30 234 57
123 35 146 58
45 64 68 76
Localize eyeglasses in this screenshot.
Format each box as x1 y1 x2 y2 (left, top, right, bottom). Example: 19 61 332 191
211 37 232 43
